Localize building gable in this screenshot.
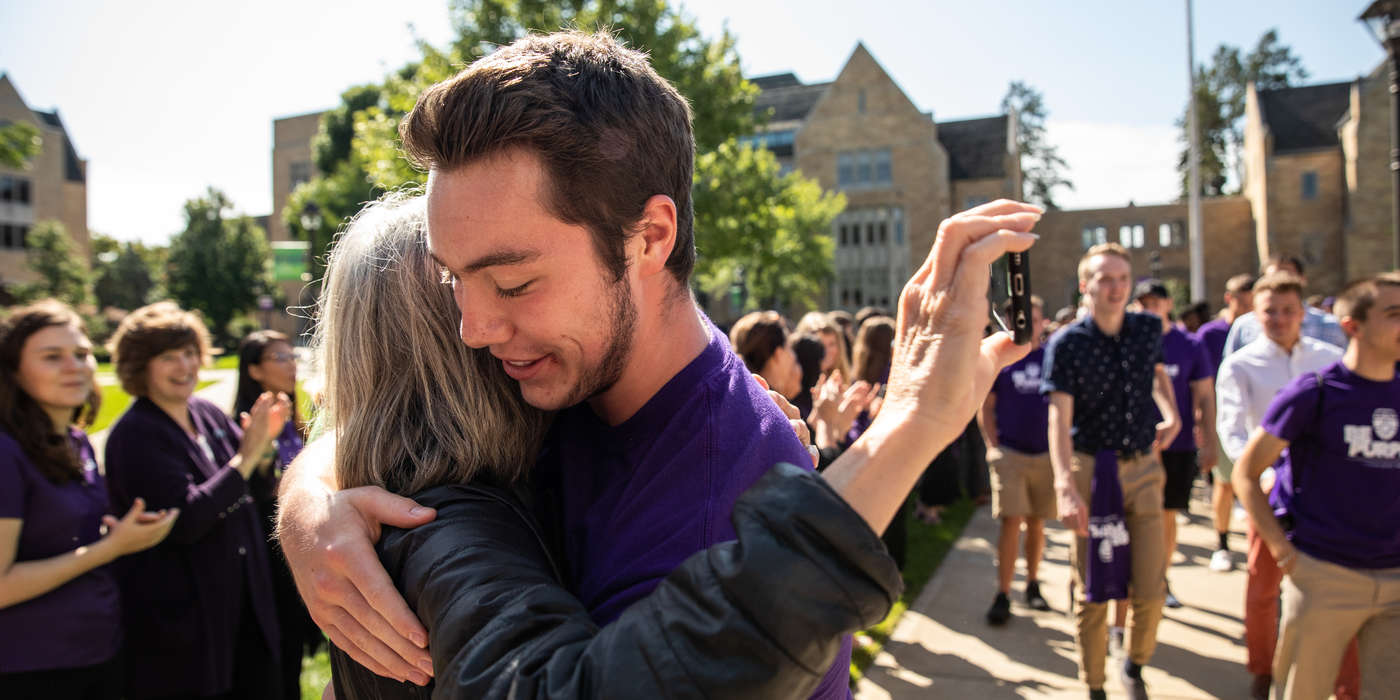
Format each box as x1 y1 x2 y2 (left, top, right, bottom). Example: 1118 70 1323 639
937 115 1009 180
804 42 929 126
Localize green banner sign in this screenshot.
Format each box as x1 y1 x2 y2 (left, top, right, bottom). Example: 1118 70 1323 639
272 241 309 283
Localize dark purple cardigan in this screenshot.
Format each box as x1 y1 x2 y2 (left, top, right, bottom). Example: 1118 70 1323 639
103 396 280 698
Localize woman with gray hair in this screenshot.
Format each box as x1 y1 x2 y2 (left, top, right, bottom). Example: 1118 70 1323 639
313 194 901 699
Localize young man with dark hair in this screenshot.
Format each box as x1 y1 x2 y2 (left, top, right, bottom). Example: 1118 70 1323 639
1232 272 1400 699
1215 271 1354 700
275 30 1043 696
1223 256 1347 354
1043 243 1180 700
981 295 1055 625
1196 272 1255 571
1131 280 1215 608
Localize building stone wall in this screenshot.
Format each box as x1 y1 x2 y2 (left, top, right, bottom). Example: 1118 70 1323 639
952 176 1015 213
0 75 88 290
1265 148 1346 294
1344 70 1395 280
794 44 949 311
1033 197 1255 313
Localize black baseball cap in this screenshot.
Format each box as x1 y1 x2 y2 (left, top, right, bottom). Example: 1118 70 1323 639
1133 278 1170 301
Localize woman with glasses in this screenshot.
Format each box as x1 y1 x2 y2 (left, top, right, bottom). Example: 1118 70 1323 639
233 330 318 700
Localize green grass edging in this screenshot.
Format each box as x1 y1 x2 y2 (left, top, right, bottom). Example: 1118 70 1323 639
849 498 976 683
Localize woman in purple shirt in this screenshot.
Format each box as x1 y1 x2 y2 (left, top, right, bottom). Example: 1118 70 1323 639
0 300 176 699
104 302 292 699
232 330 318 700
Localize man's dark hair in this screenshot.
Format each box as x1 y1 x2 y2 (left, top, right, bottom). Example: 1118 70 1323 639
1334 271 1400 323
400 31 696 284
1225 273 1256 295
1264 253 1304 276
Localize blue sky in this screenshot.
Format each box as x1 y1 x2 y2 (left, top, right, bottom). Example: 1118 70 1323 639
0 0 1383 243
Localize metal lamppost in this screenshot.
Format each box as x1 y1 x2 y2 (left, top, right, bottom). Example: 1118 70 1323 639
1361 0 1400 270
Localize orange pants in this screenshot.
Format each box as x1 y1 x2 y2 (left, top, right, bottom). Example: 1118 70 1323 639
1244 524 1359 698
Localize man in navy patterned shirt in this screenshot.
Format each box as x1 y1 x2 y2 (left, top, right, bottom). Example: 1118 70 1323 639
1041 243 1180 700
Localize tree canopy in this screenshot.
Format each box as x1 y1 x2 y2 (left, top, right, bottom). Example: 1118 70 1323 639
16 220 91 307
1178 29 1308 197
0 121 41 169
1001 81 1073 209
167 188 272 344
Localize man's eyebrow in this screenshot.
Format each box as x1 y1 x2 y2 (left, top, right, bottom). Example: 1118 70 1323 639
461 249 541 273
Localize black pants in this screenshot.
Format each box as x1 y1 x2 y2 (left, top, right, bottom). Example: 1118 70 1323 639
0 650 124 700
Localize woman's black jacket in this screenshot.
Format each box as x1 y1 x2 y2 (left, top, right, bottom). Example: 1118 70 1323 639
330 462 903 699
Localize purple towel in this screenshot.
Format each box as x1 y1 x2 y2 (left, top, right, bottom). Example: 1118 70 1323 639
1085 450 1132 603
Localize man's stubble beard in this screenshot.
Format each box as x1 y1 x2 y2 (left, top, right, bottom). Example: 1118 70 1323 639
560 276 639 408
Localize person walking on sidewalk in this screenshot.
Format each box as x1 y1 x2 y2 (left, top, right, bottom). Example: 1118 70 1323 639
1131 280 1216 608
1215 271 1356 700
982 296 1055 625
1231 272 1400 700
1042 243 1180 700
1195 273 1255 572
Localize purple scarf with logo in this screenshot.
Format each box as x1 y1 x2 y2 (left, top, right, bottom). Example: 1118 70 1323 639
1085 450 1132 603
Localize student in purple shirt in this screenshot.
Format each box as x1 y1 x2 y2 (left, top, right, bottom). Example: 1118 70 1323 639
104 302 291 699
1193 272 1254 572
1131 279 1216 608
980 296 1054 625
275 32 1043 697
1232 272 1400 699
0 300 176 699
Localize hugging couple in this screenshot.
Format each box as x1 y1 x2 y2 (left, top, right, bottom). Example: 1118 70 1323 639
283 30 1041 700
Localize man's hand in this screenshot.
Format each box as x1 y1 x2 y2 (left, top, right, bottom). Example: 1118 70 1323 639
1152 418 1180 453
278 441 437 685
878 199 1040 452
1057 484 1089 537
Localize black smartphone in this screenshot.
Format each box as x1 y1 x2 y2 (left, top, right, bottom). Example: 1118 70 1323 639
989 251 1034 345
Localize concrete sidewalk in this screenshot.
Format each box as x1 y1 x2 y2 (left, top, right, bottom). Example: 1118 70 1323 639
857 487 1251 699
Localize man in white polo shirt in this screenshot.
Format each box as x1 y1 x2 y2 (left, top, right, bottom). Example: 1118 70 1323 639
1215 271 1351 700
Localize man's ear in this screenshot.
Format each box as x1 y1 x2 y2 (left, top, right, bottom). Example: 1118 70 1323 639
632 195 678 278
1339 315 1361 339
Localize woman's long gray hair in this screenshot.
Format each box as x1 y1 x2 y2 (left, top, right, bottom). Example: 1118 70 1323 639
312 193 549 493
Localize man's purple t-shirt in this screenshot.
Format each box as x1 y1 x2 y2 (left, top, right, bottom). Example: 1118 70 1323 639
992 347 1049 454
1156 327 1212 452
1195 317 1231 376
1262 361 1400 569
0 428 121 672
535 316 852 698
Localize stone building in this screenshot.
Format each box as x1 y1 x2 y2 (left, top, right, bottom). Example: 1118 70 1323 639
1030 66 1396 312
0 74 88 295
749 43 1020 313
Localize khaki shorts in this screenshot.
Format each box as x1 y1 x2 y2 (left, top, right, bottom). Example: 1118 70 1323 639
1211 431 1235 482
988 447 1056 520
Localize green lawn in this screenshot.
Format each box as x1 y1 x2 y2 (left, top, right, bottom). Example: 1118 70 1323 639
301 648 333 699
849 498 976 683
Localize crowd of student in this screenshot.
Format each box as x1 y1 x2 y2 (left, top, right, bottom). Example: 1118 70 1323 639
724 245 1398 700
3 26 1397 700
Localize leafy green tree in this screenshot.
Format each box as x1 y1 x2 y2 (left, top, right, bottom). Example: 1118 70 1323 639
91 233 165 311
1001 81 1073 209
692 142 844 312
290 0 835 309
0 121 41 169
15 220 91 307
167 188 272 345
1179 29 1308 197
